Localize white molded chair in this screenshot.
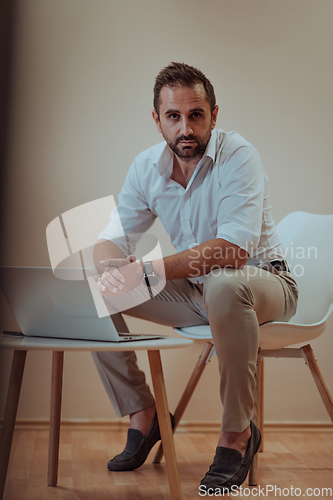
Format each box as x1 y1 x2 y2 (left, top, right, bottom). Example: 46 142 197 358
154 212 333 484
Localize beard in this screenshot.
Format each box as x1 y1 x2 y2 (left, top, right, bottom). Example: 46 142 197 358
160 127 212 162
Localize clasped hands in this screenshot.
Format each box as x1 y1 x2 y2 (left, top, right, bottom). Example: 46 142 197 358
97 255 144 297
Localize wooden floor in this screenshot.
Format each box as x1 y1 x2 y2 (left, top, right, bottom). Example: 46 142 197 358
3 426 333 499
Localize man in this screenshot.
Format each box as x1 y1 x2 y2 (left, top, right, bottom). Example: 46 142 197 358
92 62 298 490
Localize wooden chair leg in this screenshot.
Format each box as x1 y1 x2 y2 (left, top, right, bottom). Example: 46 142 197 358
259 357 264 452
153 341 215 464
0 350 27 500
47 351 64 486
148 350 182 500
248 348 263 486
302 344 333 422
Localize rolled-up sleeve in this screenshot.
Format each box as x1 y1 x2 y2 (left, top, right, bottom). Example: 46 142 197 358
98 160 156 255
216 145 265 254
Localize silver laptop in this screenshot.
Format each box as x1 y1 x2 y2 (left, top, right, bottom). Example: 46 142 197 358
0 266 164 342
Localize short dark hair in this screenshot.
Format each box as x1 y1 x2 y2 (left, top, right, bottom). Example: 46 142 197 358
153 62 216 116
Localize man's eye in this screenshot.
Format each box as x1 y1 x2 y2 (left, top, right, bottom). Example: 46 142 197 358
169 114 179 119
191 112 202 119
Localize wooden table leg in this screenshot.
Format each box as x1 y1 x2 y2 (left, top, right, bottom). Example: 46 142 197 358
0 350 27 500
248 348 262 486
148 350 182 500
154 342 215 464
47 351 64 486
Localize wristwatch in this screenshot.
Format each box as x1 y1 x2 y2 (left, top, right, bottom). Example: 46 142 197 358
142 261 160 287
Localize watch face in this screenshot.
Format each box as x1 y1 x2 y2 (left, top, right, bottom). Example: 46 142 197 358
144 275 159 287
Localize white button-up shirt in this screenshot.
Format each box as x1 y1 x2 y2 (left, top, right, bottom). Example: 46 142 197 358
99 129 283 282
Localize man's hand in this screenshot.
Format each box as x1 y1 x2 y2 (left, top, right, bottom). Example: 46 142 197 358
97 255 144 296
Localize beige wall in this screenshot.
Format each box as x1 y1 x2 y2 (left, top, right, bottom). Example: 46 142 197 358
1 0 332 424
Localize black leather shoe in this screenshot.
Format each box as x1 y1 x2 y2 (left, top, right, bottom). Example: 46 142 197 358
200 421 261 493
107 412 175 471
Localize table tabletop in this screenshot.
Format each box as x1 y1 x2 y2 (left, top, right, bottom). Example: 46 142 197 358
0 333 192 352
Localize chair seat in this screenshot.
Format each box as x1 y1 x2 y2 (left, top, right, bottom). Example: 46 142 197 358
174 325 212 339
175 318 327 350
258 320 327 350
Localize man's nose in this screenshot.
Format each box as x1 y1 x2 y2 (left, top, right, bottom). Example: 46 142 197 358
180 118 193 136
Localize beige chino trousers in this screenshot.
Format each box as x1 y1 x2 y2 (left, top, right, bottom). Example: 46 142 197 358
92 264 298 432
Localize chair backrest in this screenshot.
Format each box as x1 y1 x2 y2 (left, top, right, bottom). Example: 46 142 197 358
276 211 333 325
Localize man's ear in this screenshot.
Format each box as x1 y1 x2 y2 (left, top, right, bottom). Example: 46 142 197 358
152 109 162 133
211 105 219 129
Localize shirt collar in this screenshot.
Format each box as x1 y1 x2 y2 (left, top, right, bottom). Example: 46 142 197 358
153 142 173 176
204 128 217 162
